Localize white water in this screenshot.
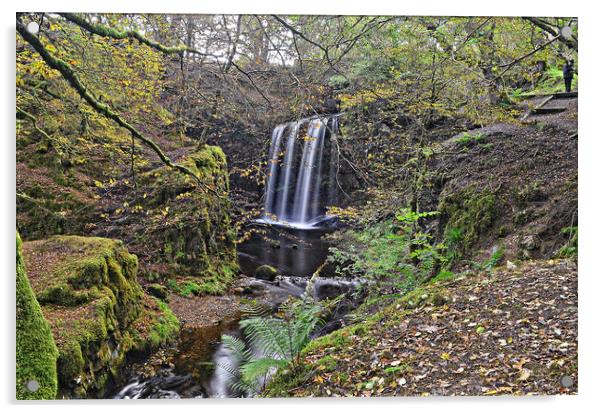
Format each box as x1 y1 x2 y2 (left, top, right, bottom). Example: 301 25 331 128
263 125 286 217
262 115 339 228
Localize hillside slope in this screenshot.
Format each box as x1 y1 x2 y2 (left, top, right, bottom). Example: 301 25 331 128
266 259 577 396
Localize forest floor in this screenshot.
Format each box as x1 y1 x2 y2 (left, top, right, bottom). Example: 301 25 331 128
268 258 577 397
168 293 240 329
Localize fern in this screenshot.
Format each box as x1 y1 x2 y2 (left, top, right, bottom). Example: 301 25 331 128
218 297 329 395
216 335 255 395
240 358 288 383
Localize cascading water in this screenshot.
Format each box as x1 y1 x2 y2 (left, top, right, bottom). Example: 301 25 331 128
112 116 349 400
260 115 340 228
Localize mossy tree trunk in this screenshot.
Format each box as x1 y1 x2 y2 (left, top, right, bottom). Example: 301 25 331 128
16 232 59 400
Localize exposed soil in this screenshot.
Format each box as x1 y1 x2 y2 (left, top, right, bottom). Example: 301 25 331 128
429 96 578 262
168 294 241 329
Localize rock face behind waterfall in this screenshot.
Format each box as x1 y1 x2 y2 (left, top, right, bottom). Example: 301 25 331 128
262 116 341 227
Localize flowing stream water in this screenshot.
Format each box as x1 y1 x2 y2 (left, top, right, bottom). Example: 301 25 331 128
113 116 348 399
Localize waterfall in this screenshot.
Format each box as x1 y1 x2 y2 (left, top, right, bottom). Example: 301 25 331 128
264 124 286 218
259 115 340 228
276 120 304 220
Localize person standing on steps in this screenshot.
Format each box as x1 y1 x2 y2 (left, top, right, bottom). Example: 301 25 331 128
562 59 575 93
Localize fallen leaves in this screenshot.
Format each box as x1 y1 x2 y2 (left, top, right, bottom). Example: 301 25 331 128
280 259 577 397
517 369 531 381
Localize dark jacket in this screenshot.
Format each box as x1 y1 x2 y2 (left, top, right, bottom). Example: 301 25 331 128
563 63 574 79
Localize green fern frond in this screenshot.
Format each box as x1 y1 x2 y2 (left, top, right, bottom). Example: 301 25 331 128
240 301 272 318
230 379 257 395
220 298 328 393
240 357 288 383
221 334 253 363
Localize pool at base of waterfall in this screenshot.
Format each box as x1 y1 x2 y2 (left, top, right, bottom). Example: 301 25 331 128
112 115 350 399
112 224 361 399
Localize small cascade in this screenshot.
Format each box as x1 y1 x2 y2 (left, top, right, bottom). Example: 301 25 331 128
263 124 286 216
260 115 340 228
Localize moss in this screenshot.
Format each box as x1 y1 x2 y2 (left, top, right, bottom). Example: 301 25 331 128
513 181 546 208
16 164 96 240
314 355 338 373
128 296 180 356
454 132 487 147
262 363 314 398
56 340 84 385
37 283 98 306
254 264 278 280
136 145 238 286
147 283 169 300
147 299 180 348
303 312 383 354
16 232 59 400
166 264 237 297
439 185 498 255
513 209 536 226
397 285 449 309
429 270 455 284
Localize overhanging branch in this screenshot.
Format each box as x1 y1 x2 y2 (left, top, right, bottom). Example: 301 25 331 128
17 18 218 195
59 13 210 56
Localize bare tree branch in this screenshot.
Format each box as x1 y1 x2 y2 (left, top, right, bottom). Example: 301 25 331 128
60 13 212 56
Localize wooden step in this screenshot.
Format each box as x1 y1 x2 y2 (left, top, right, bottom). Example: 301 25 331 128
553 92 578 99
521 95 554 121
532 107 567 115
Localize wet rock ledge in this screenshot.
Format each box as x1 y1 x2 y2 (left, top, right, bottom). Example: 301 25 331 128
21 235 180 399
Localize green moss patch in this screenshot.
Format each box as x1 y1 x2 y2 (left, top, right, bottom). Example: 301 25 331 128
438 185 499 256
166 264 236 297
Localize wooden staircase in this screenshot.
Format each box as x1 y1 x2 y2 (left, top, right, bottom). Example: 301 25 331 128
521 91 577 121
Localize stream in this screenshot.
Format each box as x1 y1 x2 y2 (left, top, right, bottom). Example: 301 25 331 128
113 225 358 399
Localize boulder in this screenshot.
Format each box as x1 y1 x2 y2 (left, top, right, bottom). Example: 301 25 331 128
520 235 539 251
147 284 169 301
16 233 59 400
312 278 357 301
254 264 278 281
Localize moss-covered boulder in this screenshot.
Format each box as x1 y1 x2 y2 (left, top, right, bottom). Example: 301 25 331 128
438 185 499 256
254 264 278 281
147 283 168 301
16 233 59 400
21 235 179 398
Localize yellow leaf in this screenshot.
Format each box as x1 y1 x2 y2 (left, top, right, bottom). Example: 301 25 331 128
518 369 531 381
